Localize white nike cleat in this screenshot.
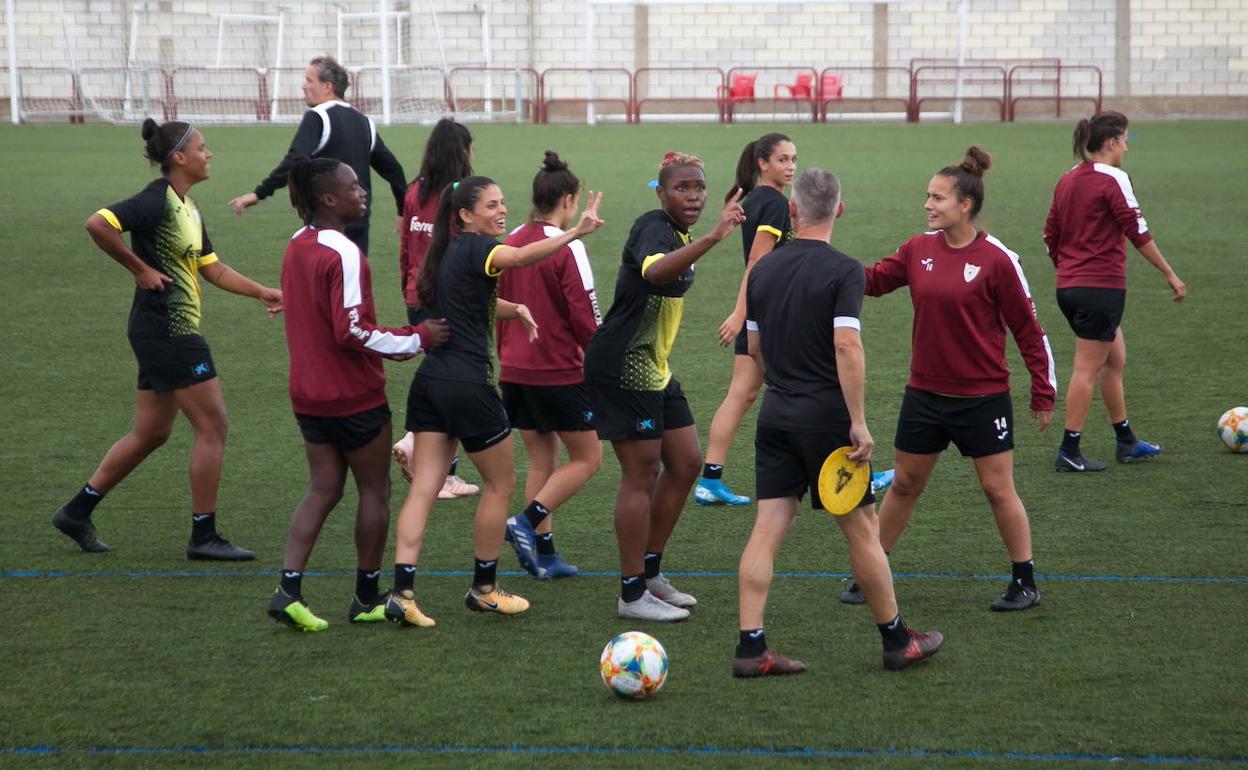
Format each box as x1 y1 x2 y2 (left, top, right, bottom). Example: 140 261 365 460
645 573 697 608
618 590 690 622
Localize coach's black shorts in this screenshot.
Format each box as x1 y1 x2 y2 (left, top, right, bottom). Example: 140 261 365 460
587 378 695 441
406 305 433 325
734 327 750 356
501 381 594 433
1056 287 1125 342
296 404 391 452
755 425 874 511
405 375 510 453
129 334 217 393
895 386 1014 458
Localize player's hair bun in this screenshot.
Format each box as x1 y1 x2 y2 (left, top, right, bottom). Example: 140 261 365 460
541 150 568 173
140 117 160 142
959 146 992 178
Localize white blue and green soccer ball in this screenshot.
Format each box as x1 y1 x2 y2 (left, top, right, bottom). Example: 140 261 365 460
599 631 668 699
1217 406 1248 453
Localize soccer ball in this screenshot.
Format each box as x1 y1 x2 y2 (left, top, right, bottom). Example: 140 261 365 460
1217 406 1248 453
599 631 668 700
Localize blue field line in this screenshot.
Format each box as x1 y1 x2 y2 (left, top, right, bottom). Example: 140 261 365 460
3 566 1246 584
6 742 1247 765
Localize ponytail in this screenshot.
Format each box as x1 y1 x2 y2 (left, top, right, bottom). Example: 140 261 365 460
417 175 495 309
531 150 580 217
1073 110 1129 161
416 117 474 207
936 146 992 219
726 132 792 202
141 117 194 174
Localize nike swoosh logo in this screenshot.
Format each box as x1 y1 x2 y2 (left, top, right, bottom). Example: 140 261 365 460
1064 458 1084 470
478 599 499 609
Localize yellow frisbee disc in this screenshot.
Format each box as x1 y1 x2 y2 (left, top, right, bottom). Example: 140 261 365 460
816 446 870 516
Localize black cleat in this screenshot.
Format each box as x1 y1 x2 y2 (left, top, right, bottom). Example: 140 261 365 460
187 534 255 561
52 507 110 553
839 581 867 605
1055 449 1107 473
990 581 1041 612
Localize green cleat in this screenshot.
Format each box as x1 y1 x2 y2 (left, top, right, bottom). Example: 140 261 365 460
348 592 389 623
267 588 329 632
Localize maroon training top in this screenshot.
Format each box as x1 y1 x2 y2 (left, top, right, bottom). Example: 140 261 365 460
866 230 1057 412
497 222 602 387
282 226 425 416
1043 161 1153 290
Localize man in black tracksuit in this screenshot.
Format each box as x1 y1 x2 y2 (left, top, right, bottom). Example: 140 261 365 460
230 56 406 254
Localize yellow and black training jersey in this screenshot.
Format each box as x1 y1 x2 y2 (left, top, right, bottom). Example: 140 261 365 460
741 185 793 263
416 231 503 385
98 178 219 339
584 209 693 391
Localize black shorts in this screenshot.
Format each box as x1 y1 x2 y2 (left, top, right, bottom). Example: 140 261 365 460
129 334 218 393
501 382 594 433
295 404 391 452
755 425 875 511
406 305 433 325
587 378 695 441
895 386 1015 458
1056 287 1125 342
405 375 510 453
734 328 750 356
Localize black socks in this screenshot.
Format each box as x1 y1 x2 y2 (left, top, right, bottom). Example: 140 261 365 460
736 628 766 657
878 614 910 652
190 512 216 545
473 558 498 589
522 500 551 529
280 569 302 597
702 463 724 480
620 574 644 603
1113 419 1136 443
1061 430 1082 454
536 532 556 556
643 552 662 580
1012 559 1037 590
64 484 104 520
395 563 417 593
356 569 381 604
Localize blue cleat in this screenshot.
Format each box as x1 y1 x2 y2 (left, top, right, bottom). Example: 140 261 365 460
870 469 895 495
1116 438 1162 464
537 553 579 579
694 478 750 506
504 515 545 578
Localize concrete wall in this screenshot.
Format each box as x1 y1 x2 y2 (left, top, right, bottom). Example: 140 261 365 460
2 0 1245 118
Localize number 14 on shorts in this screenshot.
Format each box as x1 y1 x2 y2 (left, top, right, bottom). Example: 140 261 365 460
994 416 1009 441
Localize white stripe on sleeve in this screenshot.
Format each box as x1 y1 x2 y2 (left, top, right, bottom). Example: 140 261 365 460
745 320 759 332
1094 162 1149 235
987 235 1058 395
319 228 363 307
363 329 422 356
833 317 861 331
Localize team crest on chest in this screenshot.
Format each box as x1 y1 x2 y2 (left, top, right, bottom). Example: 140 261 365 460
963 263 981 283
920 258 934 272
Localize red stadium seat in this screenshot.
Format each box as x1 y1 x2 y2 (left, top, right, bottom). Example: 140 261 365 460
717 73 757 104
821 72 844 101
774 73 814 100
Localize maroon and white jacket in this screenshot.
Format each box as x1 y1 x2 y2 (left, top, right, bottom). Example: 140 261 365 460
866 230 1057 412
398 179 440 306
497 222 601 387
282 226 426 416
1043 161 1153 290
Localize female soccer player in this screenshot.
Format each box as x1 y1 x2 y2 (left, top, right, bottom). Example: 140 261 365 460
52 119 281 560
497 152 603 580
392 117 480 499
695 133 795 506
583 152 745 622
1045 111 1186 472
385 176 603 625
843 147 1056 612
266 157 449 632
